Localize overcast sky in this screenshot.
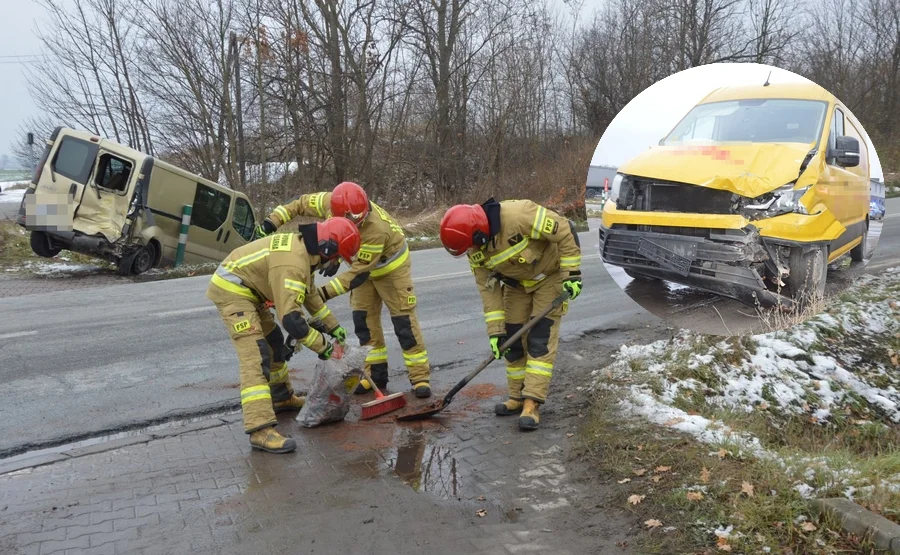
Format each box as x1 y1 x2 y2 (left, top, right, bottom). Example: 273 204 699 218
591 62 885 180
0 0 608 162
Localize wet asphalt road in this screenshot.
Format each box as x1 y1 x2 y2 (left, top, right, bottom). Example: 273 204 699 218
594 196 900 335
0 227 656 457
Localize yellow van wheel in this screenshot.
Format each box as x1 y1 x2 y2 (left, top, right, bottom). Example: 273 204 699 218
785 245 827 307
850 220 868 262
29 231 61 258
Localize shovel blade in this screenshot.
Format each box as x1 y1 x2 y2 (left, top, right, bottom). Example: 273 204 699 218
395 400 445 422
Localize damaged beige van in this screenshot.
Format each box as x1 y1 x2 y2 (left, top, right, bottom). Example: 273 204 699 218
16 127 258 275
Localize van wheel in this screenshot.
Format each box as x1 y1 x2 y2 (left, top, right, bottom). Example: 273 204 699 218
850 221 868 262
625 268 660 281
30 231 61 258
117 243 157 276
785 245 826 306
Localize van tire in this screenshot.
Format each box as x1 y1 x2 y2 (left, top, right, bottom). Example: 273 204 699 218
785 245 826 306
117 242 157 276
30 231 61 258
850 221 868 262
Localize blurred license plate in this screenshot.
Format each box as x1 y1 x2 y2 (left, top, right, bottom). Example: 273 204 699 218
636 239 695 276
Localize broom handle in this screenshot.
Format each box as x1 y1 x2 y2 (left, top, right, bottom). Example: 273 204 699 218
441 290 571 406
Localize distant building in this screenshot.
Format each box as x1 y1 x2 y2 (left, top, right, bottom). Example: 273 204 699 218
586 165 617 200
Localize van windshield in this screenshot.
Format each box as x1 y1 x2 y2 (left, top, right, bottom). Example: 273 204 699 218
662 99 828 146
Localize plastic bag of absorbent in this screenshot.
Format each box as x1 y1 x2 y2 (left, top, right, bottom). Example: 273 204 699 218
296 344 369 428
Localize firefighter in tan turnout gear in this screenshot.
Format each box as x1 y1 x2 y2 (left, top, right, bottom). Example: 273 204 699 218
256 181 433 399
206 218 361 453
439 198 583 430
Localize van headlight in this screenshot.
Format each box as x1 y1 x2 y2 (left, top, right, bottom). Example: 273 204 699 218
608 174 625 202
744 184 810 215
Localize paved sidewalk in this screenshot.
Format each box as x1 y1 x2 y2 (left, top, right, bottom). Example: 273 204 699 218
0 382 634 554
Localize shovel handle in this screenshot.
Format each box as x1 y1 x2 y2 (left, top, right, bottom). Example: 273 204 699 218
441 290 571 406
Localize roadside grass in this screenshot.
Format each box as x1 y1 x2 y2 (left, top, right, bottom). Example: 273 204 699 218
579 389 889 554
0 220 112 272
584 269 900 550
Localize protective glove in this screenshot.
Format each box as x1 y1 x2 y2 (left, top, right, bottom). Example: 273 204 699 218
562 272 583 300
318 259 340 277
318 341 335 361
254 219 278 239
489 335 509 360
282 337 298 361
329 325 347 346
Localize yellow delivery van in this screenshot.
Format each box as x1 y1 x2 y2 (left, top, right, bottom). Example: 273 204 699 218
598 81 870 308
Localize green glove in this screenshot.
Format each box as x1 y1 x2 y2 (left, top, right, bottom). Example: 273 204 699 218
329 325 347 346
562 273 583 300
318 342 335 361
489 335 508 360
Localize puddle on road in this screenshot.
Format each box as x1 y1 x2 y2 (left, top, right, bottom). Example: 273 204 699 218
328 382 505 501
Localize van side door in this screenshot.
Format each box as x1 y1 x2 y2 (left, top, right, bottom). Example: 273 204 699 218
219 196 256 254
187 183 233 262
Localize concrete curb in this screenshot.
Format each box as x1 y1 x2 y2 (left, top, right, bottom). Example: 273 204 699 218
810 498 900 554
0 414 234 476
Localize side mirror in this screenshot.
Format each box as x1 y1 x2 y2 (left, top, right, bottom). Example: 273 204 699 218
834 136 860 168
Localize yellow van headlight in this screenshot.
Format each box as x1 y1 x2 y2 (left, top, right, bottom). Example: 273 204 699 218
609 174 625 202
744 184 810 216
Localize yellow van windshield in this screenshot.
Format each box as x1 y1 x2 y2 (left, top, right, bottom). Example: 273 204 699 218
663 99 828 146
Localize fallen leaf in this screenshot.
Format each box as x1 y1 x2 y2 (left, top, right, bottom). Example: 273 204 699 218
700 467 711 483
637 444 644 451
655 466 671 473
758 401 770 410
651 475 662 483
628 494 645 505
566 433 574 438
664 417 685 426
477 495 486 501
802 402 811 412
686 491 704 501
717 449 729 460
801 522 817 532
633 468 647 477
475 509 487 518
617 478 631 484
644 519 662 529
565 394 575 399
741 481 755 497
717 537 732 551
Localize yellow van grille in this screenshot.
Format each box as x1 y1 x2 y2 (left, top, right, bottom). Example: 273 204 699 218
620 179 738 214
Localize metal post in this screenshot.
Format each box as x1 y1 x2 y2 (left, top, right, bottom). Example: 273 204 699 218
175 205 192 267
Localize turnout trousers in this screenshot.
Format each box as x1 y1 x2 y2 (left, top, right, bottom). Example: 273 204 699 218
502 271 568 403
349 260 431 388
206 283 295 433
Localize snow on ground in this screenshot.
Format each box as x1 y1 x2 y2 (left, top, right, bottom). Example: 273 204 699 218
592 267 900 498
0 188 26 201
24 261 109 277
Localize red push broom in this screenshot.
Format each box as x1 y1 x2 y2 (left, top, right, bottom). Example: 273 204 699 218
360 381 407 420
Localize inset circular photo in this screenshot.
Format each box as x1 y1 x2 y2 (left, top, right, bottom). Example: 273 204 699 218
592 63 886 335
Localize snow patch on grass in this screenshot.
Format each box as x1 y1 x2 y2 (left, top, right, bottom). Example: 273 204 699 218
593 267 900 500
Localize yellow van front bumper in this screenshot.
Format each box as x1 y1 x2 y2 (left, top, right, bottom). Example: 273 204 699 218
597 202 845 308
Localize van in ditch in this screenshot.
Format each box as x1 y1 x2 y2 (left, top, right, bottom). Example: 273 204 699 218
16 127 258 274
598 81 871 308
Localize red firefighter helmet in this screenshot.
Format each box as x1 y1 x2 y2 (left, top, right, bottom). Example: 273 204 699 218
331 181 370 226
439 204 489 257
316 217 361 264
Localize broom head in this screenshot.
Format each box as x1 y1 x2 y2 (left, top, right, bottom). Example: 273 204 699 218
360 391 407 420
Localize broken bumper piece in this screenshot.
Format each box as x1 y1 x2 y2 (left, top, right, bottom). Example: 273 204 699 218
598 224 793 309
